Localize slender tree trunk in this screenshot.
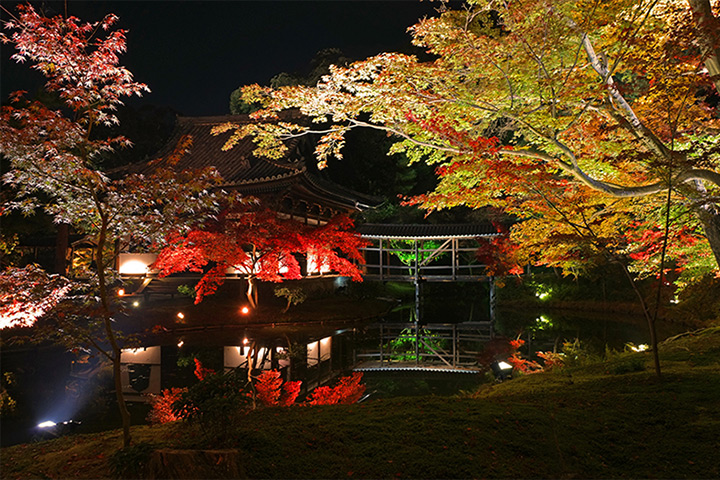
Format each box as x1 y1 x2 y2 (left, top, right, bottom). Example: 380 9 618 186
618 261 662 377
95 212 132 448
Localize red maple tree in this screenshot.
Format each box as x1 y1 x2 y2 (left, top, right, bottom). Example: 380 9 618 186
0 4 224 447
154 204 367 307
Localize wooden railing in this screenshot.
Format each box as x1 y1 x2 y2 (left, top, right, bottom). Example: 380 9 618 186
353 322 494 371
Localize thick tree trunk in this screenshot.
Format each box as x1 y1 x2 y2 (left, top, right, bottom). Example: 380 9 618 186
696 204 720 268
246 277 258 309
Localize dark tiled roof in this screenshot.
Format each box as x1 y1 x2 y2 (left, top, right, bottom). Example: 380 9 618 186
140 115 381 211
156 115 305 187
356 224 499 239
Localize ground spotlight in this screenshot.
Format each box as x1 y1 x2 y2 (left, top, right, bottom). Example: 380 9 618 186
491 360 513 381
34 420 82 440
240 305 250 315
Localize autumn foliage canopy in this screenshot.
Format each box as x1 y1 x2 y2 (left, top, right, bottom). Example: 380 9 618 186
153 204 367 306
221 0 720 287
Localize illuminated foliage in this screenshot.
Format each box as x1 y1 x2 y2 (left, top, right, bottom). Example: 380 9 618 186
193 358 215 382
0 264 74 329
223 0 720 285
154 204 366 307
274 287 307 313
146 387 186 425
255 370 302 407
307 372 366 405
0 4 225 447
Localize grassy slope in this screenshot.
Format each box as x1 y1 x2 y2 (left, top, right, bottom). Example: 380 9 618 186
2 328 719 479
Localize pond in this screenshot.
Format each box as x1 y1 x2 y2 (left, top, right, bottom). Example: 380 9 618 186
0 306 687 446
494 306 688 354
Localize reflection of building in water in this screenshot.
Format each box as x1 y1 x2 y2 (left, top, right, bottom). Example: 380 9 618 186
120 332 349 402
120 347 162 401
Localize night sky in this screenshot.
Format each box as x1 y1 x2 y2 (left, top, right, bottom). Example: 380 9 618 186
1 0 441 116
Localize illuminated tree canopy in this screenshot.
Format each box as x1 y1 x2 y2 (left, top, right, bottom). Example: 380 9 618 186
154 205 366 308
221 0 720 284
0 4 227 447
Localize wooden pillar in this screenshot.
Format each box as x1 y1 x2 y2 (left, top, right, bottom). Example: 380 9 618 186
352 328 357 367
452 238 457 281
379 239 384 281
414 321 420 366
489 276 496 338
452 324 457 367
54 223 70 275
379 324 384 366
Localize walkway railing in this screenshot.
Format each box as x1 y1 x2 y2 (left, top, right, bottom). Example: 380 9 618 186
353 322 493 371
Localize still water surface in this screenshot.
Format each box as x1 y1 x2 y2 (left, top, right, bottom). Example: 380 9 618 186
1 308 685 446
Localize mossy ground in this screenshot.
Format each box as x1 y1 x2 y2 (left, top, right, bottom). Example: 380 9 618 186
2 328 719 479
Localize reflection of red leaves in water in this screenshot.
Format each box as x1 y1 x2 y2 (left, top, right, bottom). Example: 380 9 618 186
193 358 215 381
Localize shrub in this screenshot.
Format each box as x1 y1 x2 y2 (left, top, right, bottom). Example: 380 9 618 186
108 442 155 479
146 387 186 424
536 351 565 371
173 370 251 443
611 356 647 375
561 339 597 367
255 370 283 406
308 372 366 405
255 370 302 407
505 339 542 374
280 379 302 406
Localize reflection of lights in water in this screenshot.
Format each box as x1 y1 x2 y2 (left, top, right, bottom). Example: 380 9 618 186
534 285 553 300
123 348 146 355
534 315 553 330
